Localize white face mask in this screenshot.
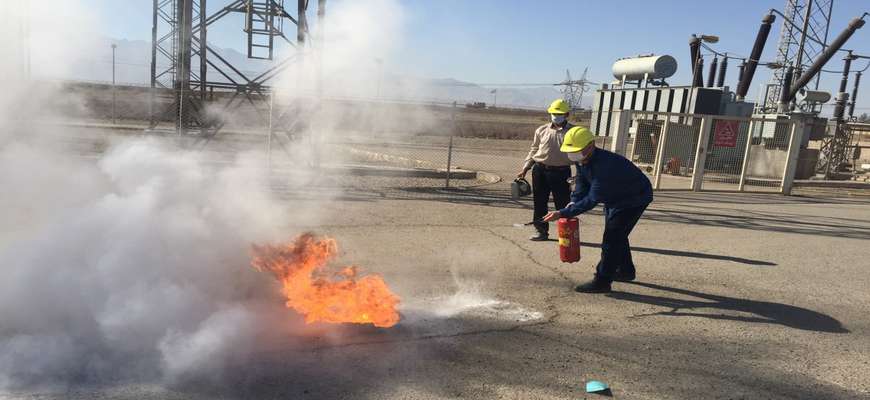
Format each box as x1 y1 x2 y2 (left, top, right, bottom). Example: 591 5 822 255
551 114 567 125
567 151 584 162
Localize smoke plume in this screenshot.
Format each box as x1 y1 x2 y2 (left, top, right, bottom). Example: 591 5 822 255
0 0 415 389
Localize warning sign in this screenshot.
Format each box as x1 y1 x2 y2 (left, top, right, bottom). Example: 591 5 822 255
713 120 739 148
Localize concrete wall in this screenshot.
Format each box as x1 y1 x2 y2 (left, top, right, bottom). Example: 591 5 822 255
796 149 820 179
748 145 788 178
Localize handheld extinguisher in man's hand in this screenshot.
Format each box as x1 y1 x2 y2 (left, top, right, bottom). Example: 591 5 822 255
557 217 580 263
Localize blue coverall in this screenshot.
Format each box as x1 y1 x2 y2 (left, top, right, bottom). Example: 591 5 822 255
558 148 653 283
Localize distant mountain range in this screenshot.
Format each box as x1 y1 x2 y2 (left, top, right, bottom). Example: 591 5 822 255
52 37 568 110
383 77 567 109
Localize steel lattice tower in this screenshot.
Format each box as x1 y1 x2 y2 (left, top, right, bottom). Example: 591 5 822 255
558 68 594 111
761 0 834 112
150 0 318 134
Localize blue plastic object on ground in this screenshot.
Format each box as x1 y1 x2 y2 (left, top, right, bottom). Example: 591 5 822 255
586 380 609 393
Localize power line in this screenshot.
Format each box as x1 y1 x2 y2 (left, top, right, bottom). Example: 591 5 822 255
700 43 747 60
699 42 784 65
68 57 582 89
430 82 561 87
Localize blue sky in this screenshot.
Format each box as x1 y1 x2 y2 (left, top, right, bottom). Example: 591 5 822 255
81 0 870 112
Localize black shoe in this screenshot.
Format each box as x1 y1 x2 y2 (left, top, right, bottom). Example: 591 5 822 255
614 269 636 282
529 233 549 241
574 279 611 293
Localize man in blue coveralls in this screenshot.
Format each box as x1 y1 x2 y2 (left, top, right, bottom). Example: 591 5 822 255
542 126 653 293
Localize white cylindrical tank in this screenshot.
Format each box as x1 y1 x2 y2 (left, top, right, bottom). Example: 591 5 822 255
612 55 678 80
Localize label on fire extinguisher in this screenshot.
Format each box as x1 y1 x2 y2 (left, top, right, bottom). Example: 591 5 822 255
558 238 570 247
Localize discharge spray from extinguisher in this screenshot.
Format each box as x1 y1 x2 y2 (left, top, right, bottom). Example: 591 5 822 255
557 217 580 263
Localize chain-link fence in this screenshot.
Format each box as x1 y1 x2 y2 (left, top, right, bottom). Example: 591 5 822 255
700 117 750 191
622 112 702 190
730 118 794 192
655 116 703 190
617 111 798 194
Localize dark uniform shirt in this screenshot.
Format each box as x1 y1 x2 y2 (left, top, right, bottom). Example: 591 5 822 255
559 148 653 217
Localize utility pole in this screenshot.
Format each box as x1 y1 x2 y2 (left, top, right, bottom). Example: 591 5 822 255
316 0 325 99
111 43 117 124
12 3 32 80
24 2 31 80
375 58 383 99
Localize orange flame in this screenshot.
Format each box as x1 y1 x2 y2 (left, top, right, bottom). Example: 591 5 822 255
251 233 401 328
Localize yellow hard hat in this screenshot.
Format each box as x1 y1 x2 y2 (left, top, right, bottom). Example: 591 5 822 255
561 127 595 153
547 99 570 114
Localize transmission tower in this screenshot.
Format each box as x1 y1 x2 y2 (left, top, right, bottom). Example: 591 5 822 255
556 68 595 111
150 0 321 134
760 0 833 112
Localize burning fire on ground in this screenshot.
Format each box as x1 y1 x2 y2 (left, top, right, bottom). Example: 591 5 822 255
251 233 401 328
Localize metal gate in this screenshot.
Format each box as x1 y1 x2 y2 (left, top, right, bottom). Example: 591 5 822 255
613 111 801 194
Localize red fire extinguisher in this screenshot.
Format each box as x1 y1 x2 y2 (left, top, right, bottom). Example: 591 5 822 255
557 217 580 263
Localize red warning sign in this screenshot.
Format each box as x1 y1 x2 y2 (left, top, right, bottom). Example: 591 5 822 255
713 120 739 148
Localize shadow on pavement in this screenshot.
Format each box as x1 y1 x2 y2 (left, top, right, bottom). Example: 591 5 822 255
165 308 856 400
18 309 858 399
643 205 870 240
392 187 870 208
608 281 848 333
395 187 531 209
653 191 870 206
373 189 870 240
579 241 776 266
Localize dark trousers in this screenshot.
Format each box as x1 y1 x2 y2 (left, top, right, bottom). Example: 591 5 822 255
596 204 648 282
531 164 571 235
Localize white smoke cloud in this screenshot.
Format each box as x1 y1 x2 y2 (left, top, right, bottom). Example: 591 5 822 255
158 305 257 379
0 0 284 388
268 0 442 144
0 140 290 387
0 0 99 125
0 0 423 390
274 0 406 98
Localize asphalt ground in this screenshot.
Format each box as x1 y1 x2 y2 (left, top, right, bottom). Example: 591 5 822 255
3 125 869 399
4 188 869 399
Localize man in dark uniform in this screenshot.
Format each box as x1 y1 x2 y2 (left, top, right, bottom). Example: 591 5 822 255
543 126 653 293
517 99 574 241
